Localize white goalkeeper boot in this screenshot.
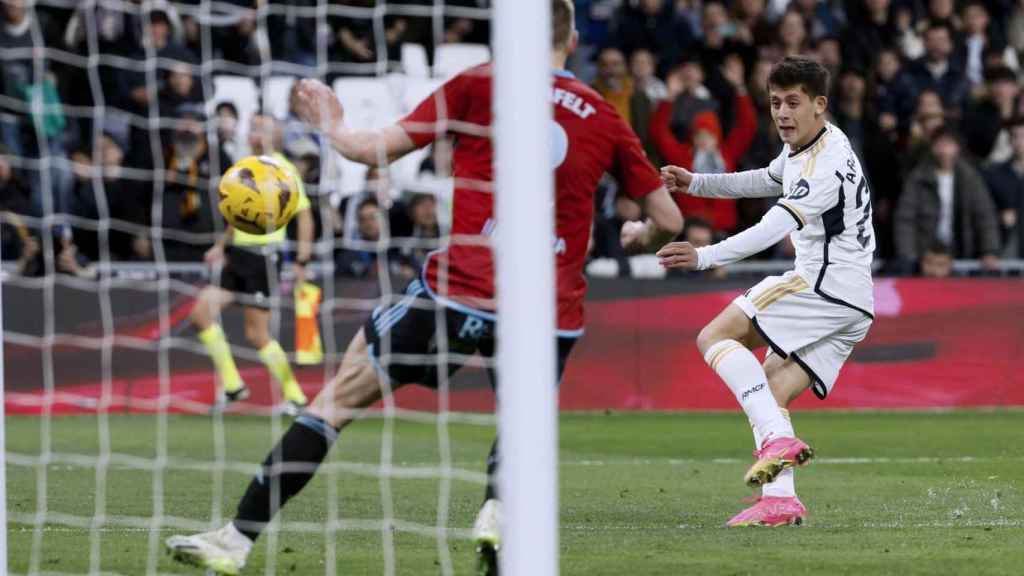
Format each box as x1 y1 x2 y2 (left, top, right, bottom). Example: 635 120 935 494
473 499 502 576
166 522 252 575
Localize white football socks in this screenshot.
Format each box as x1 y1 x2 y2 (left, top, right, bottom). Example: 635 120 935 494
704 339 794 444
755 408 796 498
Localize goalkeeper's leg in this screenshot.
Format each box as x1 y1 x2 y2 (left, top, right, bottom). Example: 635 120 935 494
166 328 398 573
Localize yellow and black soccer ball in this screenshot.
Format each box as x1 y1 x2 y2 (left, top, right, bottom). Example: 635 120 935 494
218 155 300 234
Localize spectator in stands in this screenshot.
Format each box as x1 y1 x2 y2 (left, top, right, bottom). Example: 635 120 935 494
283 81 322 153
920 242 954 277
983 118 1024 257
593 47 656 162
908 21 969 114
907 89 949 168
649 55 756 233
872 47 918 129
214 102 243 165
789 0 841 41
960 1 1018 88
0 144 39 275
213 1 260 67
1009 1 1024 60
895 127 1000 272
776 9 810 58
335 196 385 278
629 49 667 103
831 68 870 161
895 3 925 60
610 0 694 77
963 66 1021 164
267 0 318 69
814 35 842 80
924 0 959 30
677 217 727 279
732 0 776 47
161 104 229 261
159 59 203 119
391 193 441 276
698 1 756 75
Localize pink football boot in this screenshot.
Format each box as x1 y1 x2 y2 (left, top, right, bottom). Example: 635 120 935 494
743 436 814 487
727 496 807 527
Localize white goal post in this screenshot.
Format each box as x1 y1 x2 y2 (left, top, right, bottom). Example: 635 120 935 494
494 1 558 576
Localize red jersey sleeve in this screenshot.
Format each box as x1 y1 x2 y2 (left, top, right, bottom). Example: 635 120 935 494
610 114 663 200
398 70 475 148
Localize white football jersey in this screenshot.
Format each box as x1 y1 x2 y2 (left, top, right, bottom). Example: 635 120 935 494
767 123 875 317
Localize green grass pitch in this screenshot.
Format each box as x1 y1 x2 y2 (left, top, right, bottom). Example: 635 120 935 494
6 410 1024 575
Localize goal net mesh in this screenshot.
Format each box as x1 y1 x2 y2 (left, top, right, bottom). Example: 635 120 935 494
1 1 497 573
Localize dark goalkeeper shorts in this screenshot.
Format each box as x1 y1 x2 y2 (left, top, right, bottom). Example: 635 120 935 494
219 246 279 308
363 278 577 389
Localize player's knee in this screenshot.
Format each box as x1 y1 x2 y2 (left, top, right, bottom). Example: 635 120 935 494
244 323 269 348
189 301 210 329
696 324 723 355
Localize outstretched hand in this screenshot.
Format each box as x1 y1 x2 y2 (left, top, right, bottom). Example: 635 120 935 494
656 241 700 270
293 79 345 132
660 165 694 195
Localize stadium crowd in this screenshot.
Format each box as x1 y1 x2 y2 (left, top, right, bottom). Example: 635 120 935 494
1 0 1023 280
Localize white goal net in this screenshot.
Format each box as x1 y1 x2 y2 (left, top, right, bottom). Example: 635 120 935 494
0 1 557 574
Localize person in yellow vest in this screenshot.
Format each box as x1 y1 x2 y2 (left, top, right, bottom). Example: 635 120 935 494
190 114 314 414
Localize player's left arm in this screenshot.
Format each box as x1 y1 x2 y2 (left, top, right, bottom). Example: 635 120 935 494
657 206 797 269
292 79 418 166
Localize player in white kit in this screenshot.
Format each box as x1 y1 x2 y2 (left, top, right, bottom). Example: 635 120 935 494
657 57 875 526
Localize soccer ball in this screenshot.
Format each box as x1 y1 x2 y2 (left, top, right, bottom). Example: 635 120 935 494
218 155 300 234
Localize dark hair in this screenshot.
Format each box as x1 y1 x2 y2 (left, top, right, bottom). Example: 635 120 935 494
357 196 379 213
932 125 961 145
984 65 1017 85
925 241 952 256
767 56 830 98
215 101 238 118
552 0 574 49
683 217 712 233
924 20 953 38
1004 116 1024 130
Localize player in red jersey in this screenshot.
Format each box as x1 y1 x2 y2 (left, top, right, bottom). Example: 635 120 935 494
166 1 681 573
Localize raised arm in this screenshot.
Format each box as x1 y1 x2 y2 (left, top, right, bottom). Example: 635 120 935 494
661 164 783 199
293 79 418 166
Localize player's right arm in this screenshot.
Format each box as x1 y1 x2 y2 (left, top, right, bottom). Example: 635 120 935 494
293 79 418 166
661 149 785 199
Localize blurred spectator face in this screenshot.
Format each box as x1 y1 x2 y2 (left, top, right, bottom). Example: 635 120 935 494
639 0 664 16
929 0 954 20
963 3 989 35
866 0 890 15
357 202 381 241
921 249 953 277
877 50 901 81
97 135 123 177
146 15 171 50
816 38 841 70
680 61 705 91
173 116 204 156
737 0 765 20
918 90 943 115
702 2 729 37
924 26 953 62
3 0 26 25
990 77 1019 108
751 58 773 100
931 134 960 169
1011 125 1024 160
410 195 438 229
693 130 718 151
629 49 657 83
168 64 193 98
685 223 714 248
779 11 807 50
248 115 280 155
839 71 866 102
215 105 238 142
596 48 627 85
